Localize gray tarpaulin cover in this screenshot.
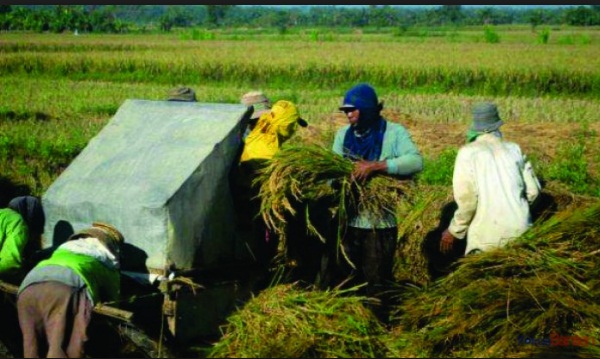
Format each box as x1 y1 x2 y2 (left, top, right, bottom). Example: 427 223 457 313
42 99 250 271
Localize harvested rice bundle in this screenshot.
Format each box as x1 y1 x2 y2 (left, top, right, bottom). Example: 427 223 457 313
256 143 412 257
393 184 454 286
256 143 351 234
531 181 599 222
390 201 600 358
207 283 390 358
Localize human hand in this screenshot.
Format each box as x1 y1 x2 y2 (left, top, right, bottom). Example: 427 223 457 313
352 161 385 182
440 229 456 254
352 161 371 182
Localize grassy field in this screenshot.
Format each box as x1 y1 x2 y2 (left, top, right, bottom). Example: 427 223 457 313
1 26 599 357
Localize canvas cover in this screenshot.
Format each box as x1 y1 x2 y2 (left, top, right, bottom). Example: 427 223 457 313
42 99 251 272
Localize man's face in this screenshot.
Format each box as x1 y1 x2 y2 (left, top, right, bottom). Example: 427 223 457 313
343 108 359 126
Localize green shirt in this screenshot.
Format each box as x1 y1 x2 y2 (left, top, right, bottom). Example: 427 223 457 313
36 248 120 305
0 208 28 277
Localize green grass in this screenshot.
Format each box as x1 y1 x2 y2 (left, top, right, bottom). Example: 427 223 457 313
541 126 599 196
416 147 457 186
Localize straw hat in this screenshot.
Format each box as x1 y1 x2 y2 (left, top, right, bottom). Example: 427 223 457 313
241 91 271 119
68 222 125 256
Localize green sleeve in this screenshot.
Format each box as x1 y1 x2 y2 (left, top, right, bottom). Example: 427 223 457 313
0 209 28 276
384 123 423 176
332 125 349 156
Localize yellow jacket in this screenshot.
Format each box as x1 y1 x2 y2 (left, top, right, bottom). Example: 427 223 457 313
240 100 302 162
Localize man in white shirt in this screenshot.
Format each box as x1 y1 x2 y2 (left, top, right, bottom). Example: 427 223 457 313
440 102 541 255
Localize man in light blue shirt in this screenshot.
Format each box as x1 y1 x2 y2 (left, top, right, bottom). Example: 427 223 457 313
331 83 423 309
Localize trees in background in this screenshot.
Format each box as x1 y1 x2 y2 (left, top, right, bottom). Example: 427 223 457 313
0 5 129 32
0 5 598 33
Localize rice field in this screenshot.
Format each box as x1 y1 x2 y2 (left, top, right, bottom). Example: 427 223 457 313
1 26 600 357
1 34 600 97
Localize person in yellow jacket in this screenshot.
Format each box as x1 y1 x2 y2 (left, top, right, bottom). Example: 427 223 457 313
237 100 308 267
240 99 308 163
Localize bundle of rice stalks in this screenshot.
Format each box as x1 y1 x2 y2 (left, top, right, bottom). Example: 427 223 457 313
207 283 391 358
532 181 599 222
390 201 600 358
256 143 351 235
256 143 412 260
393 184 454 287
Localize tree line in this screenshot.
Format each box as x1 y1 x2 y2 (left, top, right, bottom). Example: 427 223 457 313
1 5 600 34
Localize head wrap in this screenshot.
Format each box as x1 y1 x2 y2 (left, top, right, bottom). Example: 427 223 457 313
68 222 125 258
339 83 383 133
340 84 386 161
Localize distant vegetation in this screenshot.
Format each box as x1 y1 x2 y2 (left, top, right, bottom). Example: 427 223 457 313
1 5 600 33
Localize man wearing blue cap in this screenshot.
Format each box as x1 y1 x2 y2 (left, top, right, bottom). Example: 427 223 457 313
331 83 423 305
440 102 541 256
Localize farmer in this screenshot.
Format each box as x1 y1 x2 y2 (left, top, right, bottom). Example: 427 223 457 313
167 86 197 102
16 222 124 358
330 83 423 300
0 196 45 282
236 99 308 267
440 102 541 256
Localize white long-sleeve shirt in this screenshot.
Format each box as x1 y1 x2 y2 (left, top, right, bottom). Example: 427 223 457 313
448 133 541 254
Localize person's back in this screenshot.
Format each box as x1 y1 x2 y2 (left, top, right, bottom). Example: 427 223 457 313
444 102 541 256
453 133 533 253
17 222 123 358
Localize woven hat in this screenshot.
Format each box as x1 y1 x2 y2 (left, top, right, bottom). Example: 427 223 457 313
68 222 125 256
168 87 197 102
241 91 271 119
470 102 504 133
